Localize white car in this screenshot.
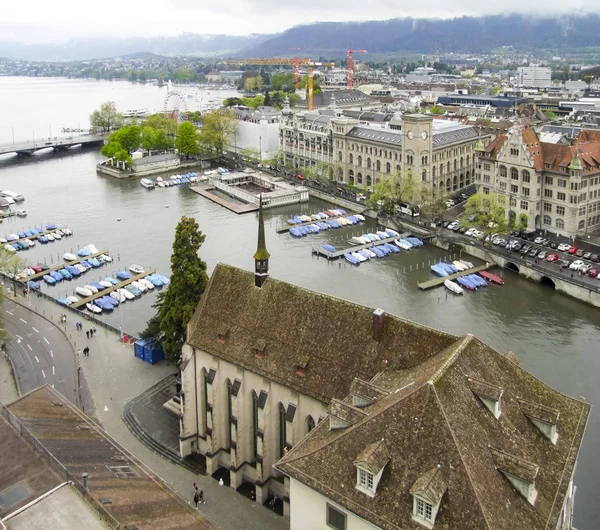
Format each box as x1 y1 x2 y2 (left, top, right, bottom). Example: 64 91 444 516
507 240 520 249
447 221 459 230
465 228 477 236
534 237 545 244
569 260 585 271
558 243 571 252
445 200 455 208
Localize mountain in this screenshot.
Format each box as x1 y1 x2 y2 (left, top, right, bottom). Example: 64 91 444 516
2 14 600 62
0 33 273 61
241 14 600 57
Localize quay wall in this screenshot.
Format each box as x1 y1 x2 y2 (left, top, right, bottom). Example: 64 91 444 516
96 158 212 179
307 189 367 214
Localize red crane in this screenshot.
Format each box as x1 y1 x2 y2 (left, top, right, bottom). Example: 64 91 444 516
289 48 302 89
347 49 367 89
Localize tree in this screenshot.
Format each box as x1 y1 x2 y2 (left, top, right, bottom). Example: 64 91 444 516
239 148 260 164
366 171 419 213
198 109 237 156
224 97 244 107
176 122 199 158
106 125 141 154
141 217 209 363
0 250 25 297
90 101 123 133
153 129 174 151
141 126 156 153
263 90 271 107
463 192 509 246
142 113 177 135
423 186 451 226
244 75 263 91
544 110 557 120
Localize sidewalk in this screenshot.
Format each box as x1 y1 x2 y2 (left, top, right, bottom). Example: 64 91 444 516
10 292 288 530
0 352 18 405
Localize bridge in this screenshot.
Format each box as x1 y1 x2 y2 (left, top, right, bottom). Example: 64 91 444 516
0 133 106 156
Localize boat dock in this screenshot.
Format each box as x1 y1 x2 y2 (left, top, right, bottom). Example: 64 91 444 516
28 250 108 280
312 235 408 260
70 270 155 309
8 227 70 244
277 213 362 234
417 264 491 290
189 184 258 214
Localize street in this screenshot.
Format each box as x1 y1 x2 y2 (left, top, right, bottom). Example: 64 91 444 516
3 296 77 403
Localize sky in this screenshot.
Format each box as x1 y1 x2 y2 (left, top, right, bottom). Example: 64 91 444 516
0 0 593 43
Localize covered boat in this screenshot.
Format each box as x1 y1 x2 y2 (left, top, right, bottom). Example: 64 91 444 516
88 258 101 268
83 284 98 294
77 248 91 257
459 260 474 269
116 271 132 280
452 260 468 272
431 264 448 277
119 288 135 300
479 270 504 285
457 276 477 291
86 302 102 314
110 290 127 303
58 269 72 280
63 253 77 261
65 265 81 277
129 264 145 274
344 253 359 265
50 271 63 282
66 296 79 304
104 277 119 285
321 243 336 253
139 278 154 290
444 279 464 295
90 282 106 291
126 285 142 297
42 275 56 285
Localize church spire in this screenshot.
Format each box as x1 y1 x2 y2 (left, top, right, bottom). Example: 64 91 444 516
254 193 270 287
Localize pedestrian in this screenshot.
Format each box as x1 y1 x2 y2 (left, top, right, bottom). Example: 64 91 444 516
84 346 90 357
198 490 205 505
63 314 67 323
89 328 93 338
93 327 97 336
193 490 199 509
86 330 90 339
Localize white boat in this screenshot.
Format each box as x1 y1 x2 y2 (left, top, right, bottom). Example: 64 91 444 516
365 248 377 258
156 177 163 183
444 279 464 295
23 239 34 248
53 231 62 240
141 178 155 189
1 190 24 202
64 253 77 261
129 264 145 274
74 264 87 274
83 284 98 294
62 228 73 236
66 296 79 304
119 288 135 300
76 286 93 297
86 302 102 314
452 260 467 272
16 209 27 217
139 278 154 290
349 236 368 245
132 280 147 292
352 252 367 262
396 240 412 251
459 260 474 270
368 233 381 241
4 244 16 252
110 290 127 303
354 214 366 222
157 182 166 188
99 280 113 288
85 244 99 254
46 234 55 241
98 254 113 263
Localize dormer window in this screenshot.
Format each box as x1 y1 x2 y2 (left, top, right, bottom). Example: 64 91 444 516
410 466 447 528
358 468 374 491
354 439 389 497
328 400 367 431
468 377 503 419
296 356 310 377
518 398 559 444
253 339 267 359
490 447 539 505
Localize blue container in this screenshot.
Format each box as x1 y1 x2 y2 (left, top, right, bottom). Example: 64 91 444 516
143 341 165 365
134 340 146 360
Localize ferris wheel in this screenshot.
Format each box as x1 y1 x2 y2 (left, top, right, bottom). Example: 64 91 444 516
163 90 188 123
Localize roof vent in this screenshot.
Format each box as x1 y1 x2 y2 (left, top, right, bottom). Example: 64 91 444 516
99 497 113 505
468 377 504 419
518 398 559 444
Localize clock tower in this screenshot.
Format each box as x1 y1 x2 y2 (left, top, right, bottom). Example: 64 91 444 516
401 114 433 195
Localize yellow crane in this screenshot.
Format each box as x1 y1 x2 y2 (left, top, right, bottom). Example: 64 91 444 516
223 58 336 111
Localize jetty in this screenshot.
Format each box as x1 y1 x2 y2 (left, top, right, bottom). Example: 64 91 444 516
277 213 362 234
312 235 408 260
70 270 155 309
6 227 71 244
28 250 108 281
417 264 491 290
190 184 258 214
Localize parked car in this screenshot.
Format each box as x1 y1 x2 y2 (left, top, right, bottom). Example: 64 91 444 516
534 237 545 244
459 227 467 234
442 220 452 228
529 247 540 257
512 243 522 251
559 259 572 268
583 251 592 260
297 174 305 180
520 244 532 254
591 254 599 263
549 242 558 250
507 240 520 250
575 249 585 258
580 264 592 274
569 260 585 270
356 193 368 202
568 246 578 255
445 199 455 208
452 224 461 232
589 268 600 278
546 253 560 262
465 228 477 237
537 250 548 260
557 243 570 252
543 239 553 247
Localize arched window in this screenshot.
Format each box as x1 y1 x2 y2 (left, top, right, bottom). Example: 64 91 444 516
349 169 354 183
500 165 507 178
466 170 470 186
307 415 316 433
432 166 436 177
278 403 287 458
251 391 258 459
369 147 373 155
543 215 552 226
440 164 444 176
367 158 372 169
447 161 450 173
446 178 451 192
396 165 401 172
460 157 464 168
338 151 343 162
577 219 584 230
366 175 372 187
422 169 427 181
521 170 530 182
386 162 391 173
358 155 362 167
459 173 464 187
338 167 344 182
349 153 353 164
511 167 518 180
357 172 363 184
376 160 381 171
453 175 458 190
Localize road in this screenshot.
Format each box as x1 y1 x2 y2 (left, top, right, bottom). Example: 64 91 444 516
3 297 77 403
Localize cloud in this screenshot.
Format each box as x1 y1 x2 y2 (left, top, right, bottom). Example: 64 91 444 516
0 0 594 43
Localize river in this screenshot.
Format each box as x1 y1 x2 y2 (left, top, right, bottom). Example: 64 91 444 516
0 77 599 528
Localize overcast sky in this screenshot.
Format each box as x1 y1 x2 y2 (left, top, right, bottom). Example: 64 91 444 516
0 1 593 43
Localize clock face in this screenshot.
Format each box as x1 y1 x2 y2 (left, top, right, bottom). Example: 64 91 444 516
421 131 428 140
407 130 414 140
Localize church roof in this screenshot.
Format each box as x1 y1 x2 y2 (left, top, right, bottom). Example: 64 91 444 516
276 335 589 530
186 264 458 403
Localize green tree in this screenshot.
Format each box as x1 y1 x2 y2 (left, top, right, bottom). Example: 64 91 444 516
198 109 238 156
244 75 263 91
90 101 123 133
239 148 260 164
142 217 209 363
0 250 25 297
141 126 156 153
176 122 199 158
223 97 244 107
263 90 271 107
271 73 297 91
113 125 141 154
463 192 509 246
423 186 451 226
154 129 174 151
367 171 419 213
142 113 177 135
544 110 557 120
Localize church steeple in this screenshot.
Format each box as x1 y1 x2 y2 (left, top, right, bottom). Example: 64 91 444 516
254 194 270 287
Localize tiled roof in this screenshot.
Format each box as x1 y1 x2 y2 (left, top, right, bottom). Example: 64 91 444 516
409 466 448 505
432 126 479 147
354 439 390 475
187 264 457 404
518 398 560 425
482 133 507 157
329 399 368 426
277 335 589 530
468 377 504 401
349 378 389 401
346 126 402 146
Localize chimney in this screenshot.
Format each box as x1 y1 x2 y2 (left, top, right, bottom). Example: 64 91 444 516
372 308 385 342
82 472 88 490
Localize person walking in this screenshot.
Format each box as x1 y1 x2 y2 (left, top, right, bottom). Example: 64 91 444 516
193 490 199 509
84 346 90 357
93 327 97 336
198 490 205 505
86 330 90 339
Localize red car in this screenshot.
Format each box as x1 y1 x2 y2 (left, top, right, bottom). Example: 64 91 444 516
567 246 578 255
546 253 559 262
589 268 599 278
297 174 305 180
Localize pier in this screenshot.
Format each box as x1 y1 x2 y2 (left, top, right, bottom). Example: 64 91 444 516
8 227 72 244
28 250 109 281
0 134 106 156
277 213 363 234
70 270 155 309
417 264 491 290
189 184 258 214
312 235 409 260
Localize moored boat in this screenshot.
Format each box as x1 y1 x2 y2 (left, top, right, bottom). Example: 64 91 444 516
444 279 464 295
479 270 504 285
457 276 477 291
459 260 474 270
63 253 76 261
141 178 155 189
344 253 360 265
431 263 448 277
129 264 145 274
86 302 102 314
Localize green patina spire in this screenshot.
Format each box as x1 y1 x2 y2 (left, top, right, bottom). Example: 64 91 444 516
568 149 582 171
254 195 270 261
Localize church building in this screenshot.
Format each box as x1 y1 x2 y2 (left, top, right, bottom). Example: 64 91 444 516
178 200 589 528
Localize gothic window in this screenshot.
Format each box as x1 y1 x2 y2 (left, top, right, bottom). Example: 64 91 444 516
500 165 507 178
349 153 353 164
366 175 372 187
511 167 519 180
226 379 233 448
376 160 381 171
367 158 372 169
307 415 316 433
386 162 391 174
358 155 362 167
357 172 363 184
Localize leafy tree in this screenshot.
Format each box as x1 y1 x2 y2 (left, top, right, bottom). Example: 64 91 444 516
176 122 199 158
463 192 509 246
244 75 263 91
142 113 177 135
198 109 237 156
0 250 25 297
366 171 419 213
141 217 208 363
114 125 141 154
544 110 557 120
141 126 156 153
271 73 296 91
154 129 174 151
263 90 271 107
240 95 265 109
428 106 444 115
223 97 244 107
239 148 260 163
90 101 123 133
423 187 451 225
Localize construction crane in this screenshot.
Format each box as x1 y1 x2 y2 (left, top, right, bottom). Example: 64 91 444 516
347 49 367 89
223 58 335 111
289 48 302 89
